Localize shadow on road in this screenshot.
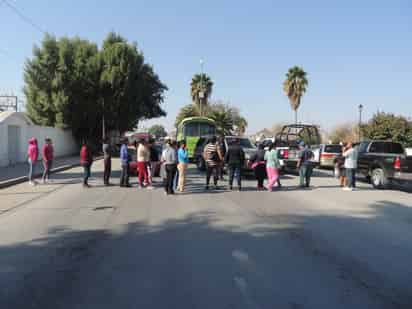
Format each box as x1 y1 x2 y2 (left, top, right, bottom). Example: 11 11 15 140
1 200 412 308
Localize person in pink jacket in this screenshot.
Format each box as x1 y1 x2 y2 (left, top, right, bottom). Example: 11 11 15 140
27 138 39 185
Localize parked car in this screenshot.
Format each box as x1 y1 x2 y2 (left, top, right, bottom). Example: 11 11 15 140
129 144 162 177
224 136 257 173
318 144 343 168
357 141 412 189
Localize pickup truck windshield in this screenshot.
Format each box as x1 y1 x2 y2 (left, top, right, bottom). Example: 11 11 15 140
226 137 255 149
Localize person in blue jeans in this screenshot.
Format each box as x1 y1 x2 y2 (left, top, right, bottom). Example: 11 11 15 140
120 139 131 187
224 138 245 191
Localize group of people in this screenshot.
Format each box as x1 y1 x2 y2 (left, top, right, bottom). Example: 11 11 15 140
26 137 54 185
26 135 359 193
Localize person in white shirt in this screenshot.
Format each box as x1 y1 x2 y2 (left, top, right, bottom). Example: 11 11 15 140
343 142 358 191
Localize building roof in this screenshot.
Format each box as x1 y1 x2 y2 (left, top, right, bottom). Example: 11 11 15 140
0 111 33 125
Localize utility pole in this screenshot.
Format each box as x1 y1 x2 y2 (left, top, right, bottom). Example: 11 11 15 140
199 59 204 117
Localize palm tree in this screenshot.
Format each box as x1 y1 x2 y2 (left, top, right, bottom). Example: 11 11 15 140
190 73 213 116
283 66 308 124
209 108 234 136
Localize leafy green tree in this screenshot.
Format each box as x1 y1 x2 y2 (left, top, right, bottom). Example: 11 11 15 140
283 66 308 124
328 123 358 144
190 73 213 115
175 104 201 127
174 101 248 136
148 124 167 138
24 32 167 144
361 112 412 146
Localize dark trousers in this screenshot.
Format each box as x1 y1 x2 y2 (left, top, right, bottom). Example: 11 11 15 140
299 164 313 187
229 164 241 188
82 164 91 185
346 168 356 188
42 160 53 181
103 158 111 184
206 164 219 186
120 164 129 186
165 164 177 194
254 164 266 188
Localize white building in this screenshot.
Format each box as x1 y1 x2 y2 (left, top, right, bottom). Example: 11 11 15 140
0 111 78 167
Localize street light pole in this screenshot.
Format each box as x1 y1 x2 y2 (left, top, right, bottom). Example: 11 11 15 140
199 59 204 117
358 104 363 142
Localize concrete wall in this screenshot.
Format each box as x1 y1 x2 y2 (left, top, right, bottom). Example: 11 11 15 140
0 112 78 167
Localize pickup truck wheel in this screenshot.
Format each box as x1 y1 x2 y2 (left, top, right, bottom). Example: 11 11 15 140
371 168 388 189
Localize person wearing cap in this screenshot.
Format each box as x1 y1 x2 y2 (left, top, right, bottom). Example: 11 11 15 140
42 138 54 184
297 141 314 188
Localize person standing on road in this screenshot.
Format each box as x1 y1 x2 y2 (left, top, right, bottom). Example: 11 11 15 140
102 137 112 186
264 142 281 192
343 142 358 191
27 138 39 185
218 136 226 180
334 143 346 187
162 139 178 195
42 138 54 184
173 141 180 191
148 139 159 185
137 140 150 188
203 136 223 190
297 141 314 188
225 138 245 191
177 141 189 192
250 143 266 190
80 141 93 188
120 138 131 187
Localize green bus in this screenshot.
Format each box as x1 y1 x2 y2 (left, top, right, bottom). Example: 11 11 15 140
176 117 217 159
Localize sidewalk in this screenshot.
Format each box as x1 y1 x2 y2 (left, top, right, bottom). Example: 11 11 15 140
0 155 83 189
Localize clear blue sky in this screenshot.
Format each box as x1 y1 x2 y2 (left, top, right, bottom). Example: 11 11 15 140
1 0 411 133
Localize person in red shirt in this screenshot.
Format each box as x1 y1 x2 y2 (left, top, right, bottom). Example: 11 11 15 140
80 141 93 187
42 138 54 183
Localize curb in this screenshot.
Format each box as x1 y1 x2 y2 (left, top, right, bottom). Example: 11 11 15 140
0 157 103 189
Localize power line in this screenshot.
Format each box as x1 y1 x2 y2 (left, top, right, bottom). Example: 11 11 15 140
3 0 47 35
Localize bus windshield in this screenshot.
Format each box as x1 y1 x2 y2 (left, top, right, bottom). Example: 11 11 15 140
184 122 216 136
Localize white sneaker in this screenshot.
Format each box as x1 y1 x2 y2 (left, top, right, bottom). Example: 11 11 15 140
29 181 34 186
147 186 154 190
343 187 353 191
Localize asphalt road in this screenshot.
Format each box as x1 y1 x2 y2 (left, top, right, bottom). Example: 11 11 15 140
1 159 412 309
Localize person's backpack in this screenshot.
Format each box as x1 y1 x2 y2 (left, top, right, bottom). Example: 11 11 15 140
210 150 219 162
